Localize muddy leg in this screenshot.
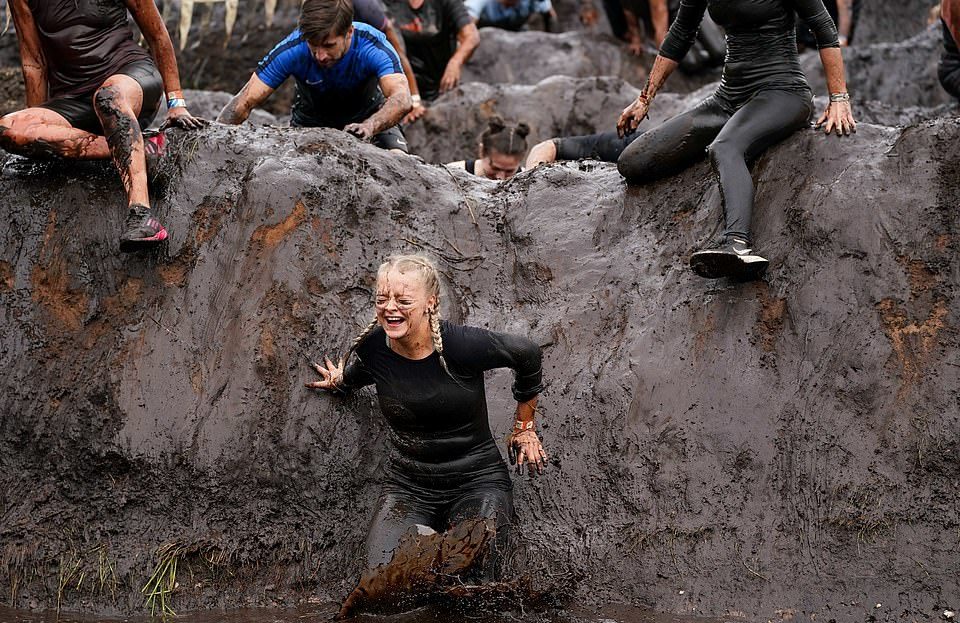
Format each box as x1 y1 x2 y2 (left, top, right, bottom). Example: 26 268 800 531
0 109 111 159
92 75 148 208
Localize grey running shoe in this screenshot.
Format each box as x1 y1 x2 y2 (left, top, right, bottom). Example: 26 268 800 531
689 237 769 279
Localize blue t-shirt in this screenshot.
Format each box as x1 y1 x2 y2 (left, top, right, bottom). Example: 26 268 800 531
464 0 552 30
256 22 403 128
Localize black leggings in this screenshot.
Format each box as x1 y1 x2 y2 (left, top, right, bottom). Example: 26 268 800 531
617 90 813 243
941 21 960 100
364 483 513 579
554 131 638 163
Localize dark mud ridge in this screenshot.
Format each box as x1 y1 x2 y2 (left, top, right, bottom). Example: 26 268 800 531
1 115 959 621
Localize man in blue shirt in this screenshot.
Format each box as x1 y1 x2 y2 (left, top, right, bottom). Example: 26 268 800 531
217 0 412 151
465 0 556 31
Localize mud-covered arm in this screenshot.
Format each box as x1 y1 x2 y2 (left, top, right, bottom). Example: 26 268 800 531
306 355 374 392
355 73 411 136
9 0 47 107
440 23 480 92
217 73 276 124
944 0 960 46
658 0 707 61
790 0 840 48
341 358 375 391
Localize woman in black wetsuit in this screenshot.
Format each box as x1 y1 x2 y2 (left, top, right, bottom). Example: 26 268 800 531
616 0 857 280
306 254 547 577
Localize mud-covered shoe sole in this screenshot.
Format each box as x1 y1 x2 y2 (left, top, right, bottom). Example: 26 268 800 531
690 249 769 280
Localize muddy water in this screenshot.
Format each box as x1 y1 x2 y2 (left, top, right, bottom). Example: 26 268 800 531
0 604 735 623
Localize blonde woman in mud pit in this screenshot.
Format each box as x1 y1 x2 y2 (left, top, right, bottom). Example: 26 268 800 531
306 254 547 578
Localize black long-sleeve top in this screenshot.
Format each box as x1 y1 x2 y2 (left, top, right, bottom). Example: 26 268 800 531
660 0 840 112
343 321 544 491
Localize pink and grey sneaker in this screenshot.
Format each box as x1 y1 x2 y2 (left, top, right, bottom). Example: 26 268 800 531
119 204 168 253
143 131 166 177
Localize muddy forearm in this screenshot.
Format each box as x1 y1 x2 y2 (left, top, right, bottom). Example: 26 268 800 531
514 396 538 425
819 46 849 94
150 33 185 97
643 54 679 100
364 91 411 135
216 93 252 124
22 63 47 107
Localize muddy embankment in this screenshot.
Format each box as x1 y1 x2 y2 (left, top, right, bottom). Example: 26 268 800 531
2 103 960 622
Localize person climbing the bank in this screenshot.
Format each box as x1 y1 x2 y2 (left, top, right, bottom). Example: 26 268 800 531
383 0 479 116
0 0 204 253
306 254 547 577
797 0 861 49
939 0 960 100
353 0 425 118
447 116 530 180
616 0 857 280
466 0 558 31
217 0 412 152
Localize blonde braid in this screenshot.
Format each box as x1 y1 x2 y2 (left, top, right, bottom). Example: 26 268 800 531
348 315 380 358
428 306 451 376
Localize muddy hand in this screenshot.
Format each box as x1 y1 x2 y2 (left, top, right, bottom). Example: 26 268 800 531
404 103 427 125
511 430 548 477
305 355 345 391
344 122 374 141
161 107 207 131
617 97 649 138
439 61 462 93
815 101 856 136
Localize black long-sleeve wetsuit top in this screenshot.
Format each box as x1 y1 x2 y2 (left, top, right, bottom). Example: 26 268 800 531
343 322 544 492
659 0 840 113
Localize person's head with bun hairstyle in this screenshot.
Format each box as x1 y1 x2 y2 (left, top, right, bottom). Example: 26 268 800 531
476 116 530 180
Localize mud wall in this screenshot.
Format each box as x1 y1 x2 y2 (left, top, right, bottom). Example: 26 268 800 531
1 117 958 620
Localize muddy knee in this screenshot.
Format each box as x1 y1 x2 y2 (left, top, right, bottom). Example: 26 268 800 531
616 143 657 182
706 137 741 171
94 86 127 118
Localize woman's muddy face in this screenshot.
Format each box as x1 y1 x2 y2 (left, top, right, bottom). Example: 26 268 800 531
481 148 523 180
375 270 436 342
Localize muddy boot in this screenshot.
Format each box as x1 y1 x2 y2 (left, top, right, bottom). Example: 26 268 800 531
119 204 168 253
689 236 769 280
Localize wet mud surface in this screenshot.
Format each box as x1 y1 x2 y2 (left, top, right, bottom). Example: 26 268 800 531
1 117 959 621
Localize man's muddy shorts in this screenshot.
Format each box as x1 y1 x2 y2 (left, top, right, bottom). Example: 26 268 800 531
39 60 163 135
554 130 640 163
373 125 408 153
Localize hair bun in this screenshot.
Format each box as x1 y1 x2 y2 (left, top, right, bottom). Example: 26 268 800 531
514 122 531 138
486 115 506 132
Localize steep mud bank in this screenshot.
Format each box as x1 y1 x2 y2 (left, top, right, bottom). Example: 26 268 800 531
1 117 958 620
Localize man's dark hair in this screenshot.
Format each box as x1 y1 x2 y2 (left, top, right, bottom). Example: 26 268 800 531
299 0 354 42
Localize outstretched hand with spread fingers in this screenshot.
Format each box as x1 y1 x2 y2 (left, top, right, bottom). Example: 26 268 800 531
815 100 856 136
305 356 345 391
508 429 548 476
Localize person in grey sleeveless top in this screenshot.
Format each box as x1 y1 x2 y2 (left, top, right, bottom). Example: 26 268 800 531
0 0 203 253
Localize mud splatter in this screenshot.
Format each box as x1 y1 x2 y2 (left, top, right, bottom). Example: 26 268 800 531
875 297 949 400
29 210 89 331
250 200 307 253
756 285 787 353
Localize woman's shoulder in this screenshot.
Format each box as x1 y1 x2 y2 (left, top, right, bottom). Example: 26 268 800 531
354 324 387 358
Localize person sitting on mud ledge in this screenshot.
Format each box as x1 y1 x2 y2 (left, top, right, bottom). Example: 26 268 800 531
0 0 204 253
306 254 547 581
616 0 856 280
217 0 412 152
447 116 530 180
939 0 960 101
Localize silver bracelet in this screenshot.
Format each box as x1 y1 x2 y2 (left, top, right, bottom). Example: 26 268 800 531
829 92 850 103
